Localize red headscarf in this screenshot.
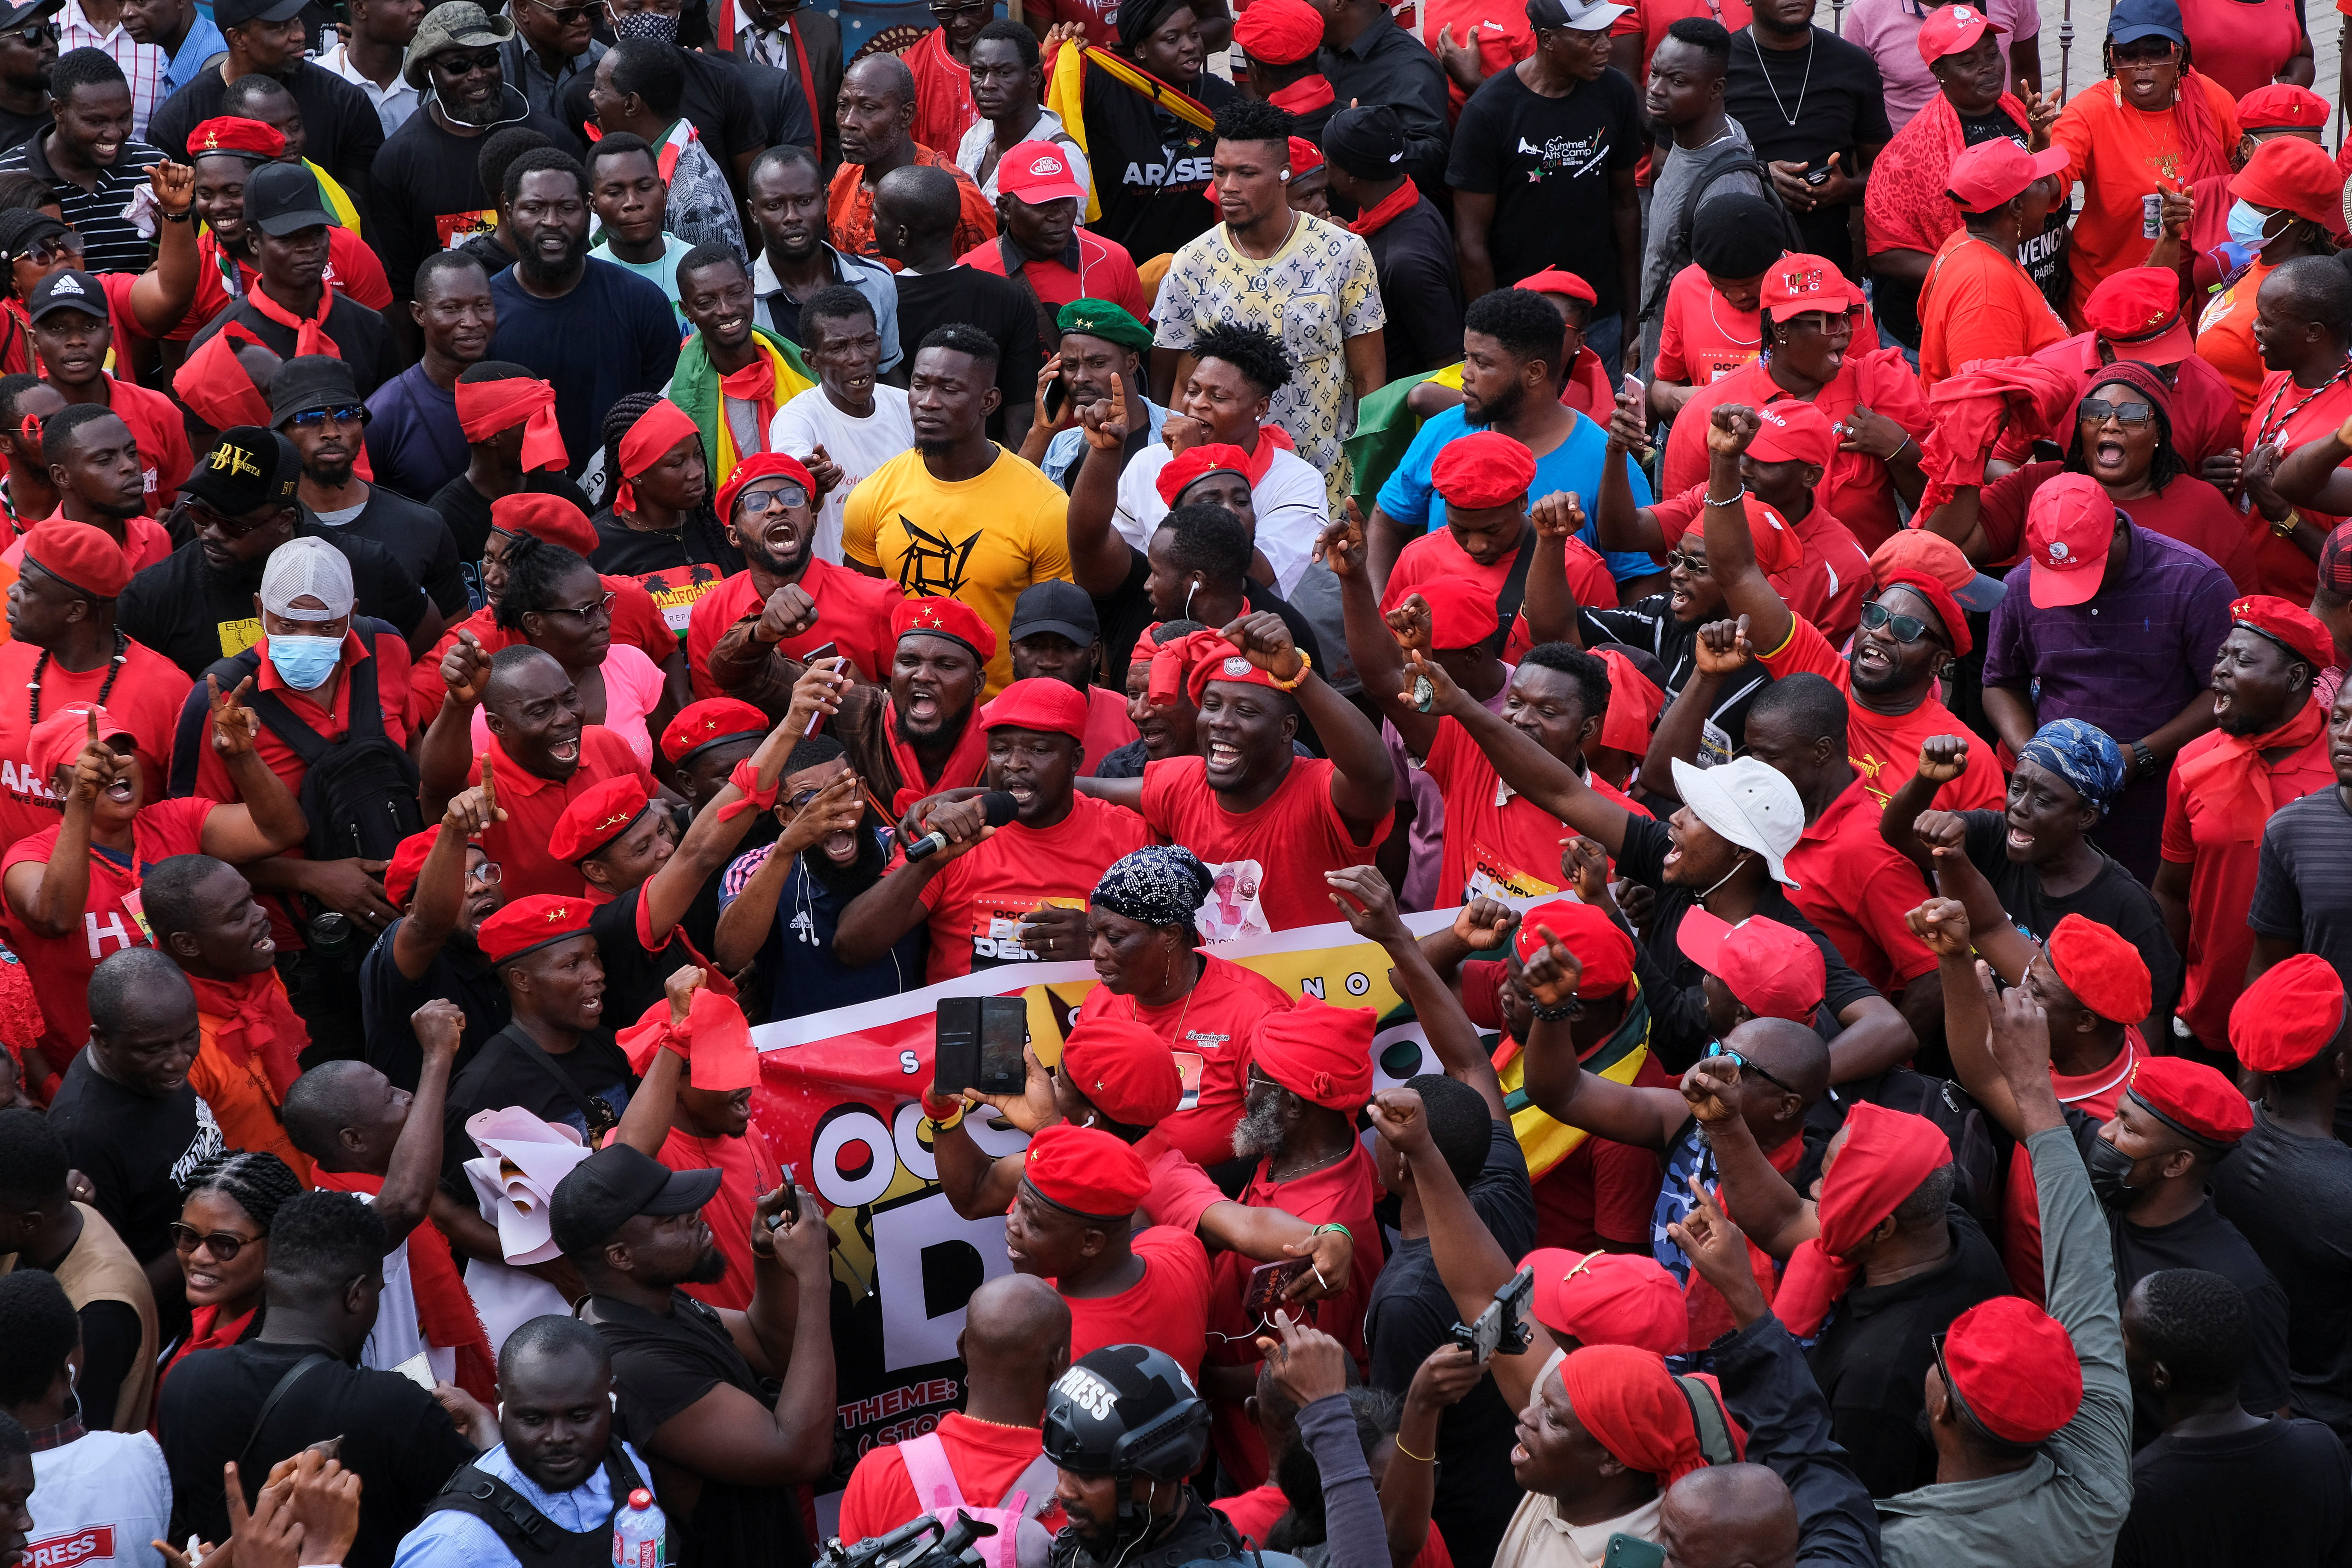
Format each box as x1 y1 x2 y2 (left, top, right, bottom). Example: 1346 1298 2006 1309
1555 1344 1745 1485
173 324 274 432
614 399 700 514
1147 628 1233 707
1773 1103 1952 1336
455 376 567 472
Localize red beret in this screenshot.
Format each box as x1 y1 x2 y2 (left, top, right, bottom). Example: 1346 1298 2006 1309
1061 1014 1182 1125
1232 0 1323 65
490 492 599 558
2231 954 2347 1072
1515 267 1598 305
1527 1248 1685 1354
2045 913 2151 1025
1156 443 1253 507
1249 996 1375 1111
982 676 1089 741
1941 1294 2083 1444
2229 594 2334 676
1676 909 1823 1023
547 775 652 864
22 519 131 599
894 595 1000 664
1022 1123 1152 1218
188 115 285 159
2237 82 2331 131
1594 647 1665 756
1431 431 1539 511
715 451 816 530
2124 1054 2252 1147
1514 900 1636 999
26 704 131 791
661 697 771 766
1415 577 1502 650
479 895 595 967
1288 136 1323 176
2080 268 2194 364
384 827 440 910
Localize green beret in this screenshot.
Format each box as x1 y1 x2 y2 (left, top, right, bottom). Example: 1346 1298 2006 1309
1055 298 1155 353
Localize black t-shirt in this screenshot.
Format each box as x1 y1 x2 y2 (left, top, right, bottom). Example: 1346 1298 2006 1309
2112 1196 2293 1445
589 883 714 1032
428 469 597 593
1614 812 1880 1071
147 60 384 209
74 1295 147 1432
1874 106 2073 345
370 91 574 304
1722 28 1891 275
1365 195 1465 383
306 487 467 617
1806 1206 2016 1497
2249 787 2352 994
118 523 430 680
719 831 924 1024
2114 1415 2352 1568
0 103 50 157
588 506 745 582
588 1290 810 1568
438 1024 636 1199
891 266 1044 445
1578 599 1773 767
188 292 402 399
2211 1106 2352 1441
1081 70 1236 266
159 1337 477 1568
1958 809 2183 1035
44 1054 225 1266
1448 65 1642 318
357 916 510 1092
1364 1121 1536 1568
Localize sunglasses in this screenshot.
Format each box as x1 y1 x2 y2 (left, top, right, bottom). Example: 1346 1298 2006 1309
522 0 596 16
1703 1039 1797 1094
465 861 503 886
285 404 369 428
1666 549 1711 574
432 48 503 74
1859 599 1947 647
187 498 292 539
928 1 990 14
546 592 616 621
737 481 809 515
0 21 53 44
170 1221 261 1261
19 233 81 266
2077 398 2154 428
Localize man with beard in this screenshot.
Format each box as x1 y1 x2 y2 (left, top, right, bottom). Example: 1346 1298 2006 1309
1040 1346 1249 1568
484 148 678 473
144 0 382 209
556 1139 835 1568
954 21 1082 197
276 354 467 616
27 274 189 515
364 251 495 504
767 285 910 564
744 144 899 366
668 244 817 497
1022 299 1162 491
369 1 569 339
0 49 160 271
361 781 508 1090
186 161 402 395
1009 580 1135 772
791 594 993 817
693 451 899 699
0 0 61 156
395 1316 655 1568
836 676 1150 980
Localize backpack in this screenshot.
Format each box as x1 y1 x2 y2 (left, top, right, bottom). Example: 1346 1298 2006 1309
1846 1067 2006 1231
1638 144 1806 327
897 1430 1058 1568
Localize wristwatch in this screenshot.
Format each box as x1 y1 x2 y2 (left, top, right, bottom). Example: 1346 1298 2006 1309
2271 507 2304 540
2131 740 2157 780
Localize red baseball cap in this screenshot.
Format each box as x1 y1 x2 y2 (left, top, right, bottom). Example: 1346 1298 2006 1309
2237 82 2330 133
2123 1055 2253 1147
1675 909 1824 1022
2081 269 2195 364
2231 135 2346 236
1748 402 1835 471
981 676 1088 741
1514 899 1637 999
1527 1249 1684 1353
26 703 132 790
1415 577 1504 651
1760 254 1856 319
1870 529 2007 614
999 140 1088 205
1942 1295 2083 1444
1916 1 2006 62
1946 137 2070 213
1516 267 1599 306
2022 473 2120 608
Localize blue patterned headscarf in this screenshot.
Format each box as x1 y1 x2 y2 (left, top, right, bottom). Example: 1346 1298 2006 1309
2017 719 2127 818
1090 845 1214 930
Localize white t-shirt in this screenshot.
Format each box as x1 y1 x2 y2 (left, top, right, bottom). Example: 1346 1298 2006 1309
954 108 1091 202
768 383 915 568
356 1190 457 1388
28 1429 171 1568
1114 443 1331 595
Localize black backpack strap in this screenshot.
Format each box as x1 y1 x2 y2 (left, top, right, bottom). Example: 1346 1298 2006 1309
1643 144 1778 324
168 651 264 798
1492 526 1542 646
243 626 385 766
1672 1372 1742 1469
428 1462 574 1559
494 1022 615 1142
236 1351 333 1471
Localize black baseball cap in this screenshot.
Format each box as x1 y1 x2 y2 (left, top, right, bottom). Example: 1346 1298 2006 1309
25 269 106 323
245 162 336 237
185 426 301 512
1010 579 1099 646
550 1144 723 1256
216 0 307 29
269 354 359 425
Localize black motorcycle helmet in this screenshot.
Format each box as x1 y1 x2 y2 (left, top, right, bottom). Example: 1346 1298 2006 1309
1042 1344 1211 1484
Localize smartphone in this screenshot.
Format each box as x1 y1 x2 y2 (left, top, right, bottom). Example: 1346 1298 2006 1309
1601 1534 1666 1568
1451 1264 1536 1364
767 1163 800 1231
1245 1258 1314 1322
934 996 1028 1098
1043 374 1070 425
1802 162 1832 187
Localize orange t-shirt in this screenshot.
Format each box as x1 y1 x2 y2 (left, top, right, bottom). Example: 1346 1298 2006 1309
190 988 312 1182
2195 258 2271 429
2048 74 2242 325
827 147 997 269
1916 229 2071 387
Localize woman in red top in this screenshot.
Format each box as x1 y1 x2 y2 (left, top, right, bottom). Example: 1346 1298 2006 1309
157 1151 304 1391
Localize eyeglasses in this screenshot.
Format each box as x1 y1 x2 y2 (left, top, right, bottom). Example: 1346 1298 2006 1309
464 861 502 886
188 499 292 539
928 1 990 15
737 481 809 515
170 1221 261 1261
432 48 504 75
521 0 596 17
1858 599 1947 647
545 592 616 621
1666 550 1711 574
1703 1039 1797 1094
2077 398 2154 428
0 21 54 45
286 404 369 428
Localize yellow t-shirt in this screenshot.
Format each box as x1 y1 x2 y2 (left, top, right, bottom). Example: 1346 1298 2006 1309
841 445 1073 697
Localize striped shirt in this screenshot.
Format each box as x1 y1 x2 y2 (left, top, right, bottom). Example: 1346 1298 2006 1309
56 0 165 141
0 131 163 273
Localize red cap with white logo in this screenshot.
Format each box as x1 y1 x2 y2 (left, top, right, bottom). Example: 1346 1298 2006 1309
999 140 1087 205
1760 254 1856 319
1917 2 2006 62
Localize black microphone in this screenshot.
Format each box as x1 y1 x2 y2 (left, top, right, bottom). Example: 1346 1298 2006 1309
903 790 1018 862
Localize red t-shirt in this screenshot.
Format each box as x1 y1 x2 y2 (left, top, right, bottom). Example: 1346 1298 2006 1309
2245 369 2352 600
1402 0 1532 111
1783 775 1937 993
1217 1483 1455 1568
685 557 904 699
2160 723 2336 1045
171 225 394 340
1078 685 1138 777
1420 716 1640 904
467 726 656 900
2 795 211 1055
906 794 1153 983
1647 485 1872 647
50 376 193 511
0 635 189 850
1139 756 1391 943
837 1412 1068 1542
1653 263 1764 387
2002 1031 2140 1302
661 1120 778 1312
961 230 1150 324
1078 954 1292 1167
1025 0 1117 45
1608 0 1754 83
1756 612 2008 814
411 578 676 718
1973 459 2263 592
1916 229 2072 389
190 630 416 804
1061 1224 1213 1372
1383 526 1615 664
0 512 174 579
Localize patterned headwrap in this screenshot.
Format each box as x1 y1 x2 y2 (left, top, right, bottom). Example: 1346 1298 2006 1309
1090 845 1214 930
1057 299 1155 354
2017 718 2127 818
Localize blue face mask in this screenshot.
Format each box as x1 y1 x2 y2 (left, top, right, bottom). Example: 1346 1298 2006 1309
2228 200 2283 251
266 632 343 691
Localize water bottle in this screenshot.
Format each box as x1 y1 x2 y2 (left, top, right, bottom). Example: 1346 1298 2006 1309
612 1488 667 1568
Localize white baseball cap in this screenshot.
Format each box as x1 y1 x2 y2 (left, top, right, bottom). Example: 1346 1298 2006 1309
260 536 355 623
1669 756 1804 889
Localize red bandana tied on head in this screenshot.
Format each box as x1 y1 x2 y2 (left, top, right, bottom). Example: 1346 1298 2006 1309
1149 628 1234 707
616 985 761 1090
455 376 567 472
182 970 306 1100
1773 1102 1953 1336
1556 1344 1746 1485
615 398 701 514
173 324 274 432
1594 647 1665 756
1248 996 1375 1111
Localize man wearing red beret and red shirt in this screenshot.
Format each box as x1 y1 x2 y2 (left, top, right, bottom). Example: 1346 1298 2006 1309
1913 139 2074 390
1077 613 1394 942
809 595 996 819
693 452 903 699
169 116 394 342
835 676 1152 983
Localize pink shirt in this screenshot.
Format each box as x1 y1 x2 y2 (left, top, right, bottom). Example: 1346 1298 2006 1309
1846 0 2041 134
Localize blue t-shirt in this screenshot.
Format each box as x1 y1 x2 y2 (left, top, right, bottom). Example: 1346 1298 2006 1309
363 364 468 508
487 258 681 479
718 836 927 1020
1376 405 1657 582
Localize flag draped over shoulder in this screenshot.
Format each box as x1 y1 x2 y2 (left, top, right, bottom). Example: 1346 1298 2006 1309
1043 41 1216 224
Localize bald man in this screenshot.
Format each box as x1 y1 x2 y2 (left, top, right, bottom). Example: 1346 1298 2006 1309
835 1274 1073 1541
829 54 997 266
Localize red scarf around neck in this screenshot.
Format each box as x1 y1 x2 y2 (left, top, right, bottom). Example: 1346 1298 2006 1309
719 351 783 456
883 696 990 817
311 1168 499 1403
1267 74 1334 115
1348 177 1420 238
244 280 339 360
2176 694 2328 842
1238 422 1294 486
183 970 304 1099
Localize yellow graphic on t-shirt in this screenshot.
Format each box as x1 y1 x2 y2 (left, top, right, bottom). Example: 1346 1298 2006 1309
1463 838 1562 904
218 617 262 656
972 895 1087 967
